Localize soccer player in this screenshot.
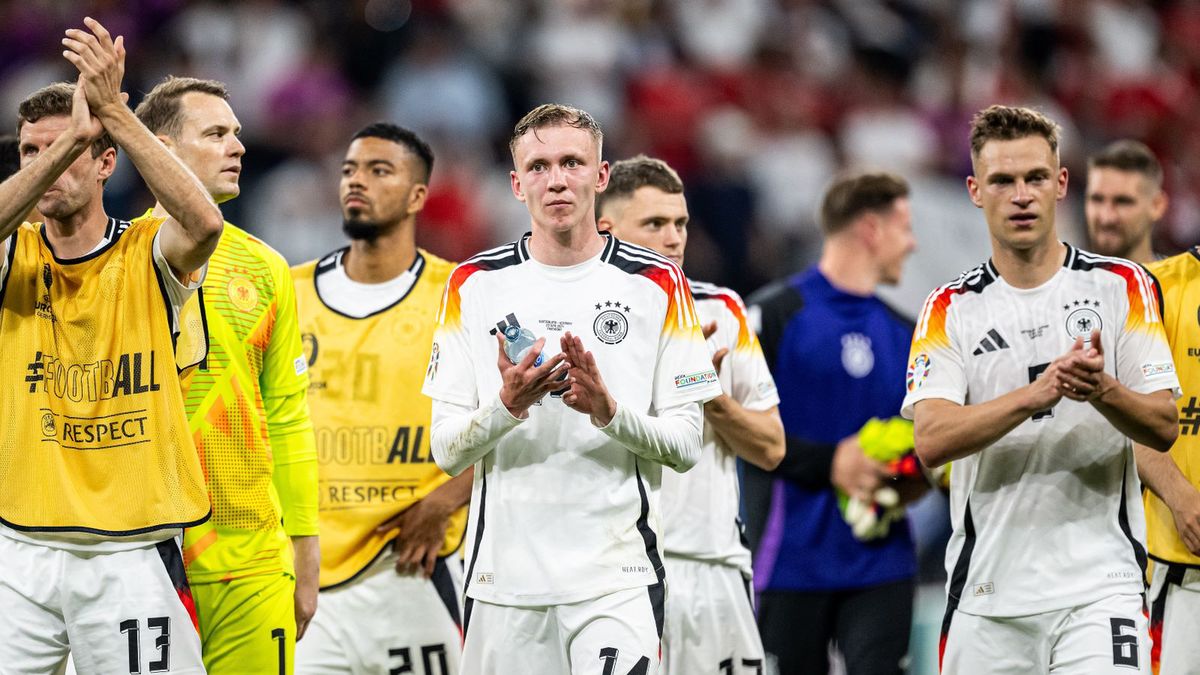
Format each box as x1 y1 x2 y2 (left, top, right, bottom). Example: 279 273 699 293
134 76 320 674
595 154 783 674
423 104 721 673
906 105 1179 673
0 18 222 674
292 123 471 674
1085 139 1168 264
1142 255 1200 674
742 172 921 674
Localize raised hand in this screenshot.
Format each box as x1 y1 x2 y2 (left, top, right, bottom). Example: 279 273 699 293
560 331 617 426
67 74 103 146
496 333 567 418
61 17 127 118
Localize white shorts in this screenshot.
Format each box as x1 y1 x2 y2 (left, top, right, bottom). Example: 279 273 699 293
942 593 1150 674
0 533 204 674
1148 561 1200 675
661 557 763 675
295 553 463 674
461 583 664 674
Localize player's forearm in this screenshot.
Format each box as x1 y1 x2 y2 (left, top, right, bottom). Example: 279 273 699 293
705 397 784 470
1091 379 1177 452
423 467 473 515
914 390 1043 468
267 391 320 535
430 398 523 476
1134 443 1195 510
598 401 703 472
772 435 838 488
0 132 89 236
291 534 320 590
96 104 222 272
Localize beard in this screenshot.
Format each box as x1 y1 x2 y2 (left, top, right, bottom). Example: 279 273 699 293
342 216 392 242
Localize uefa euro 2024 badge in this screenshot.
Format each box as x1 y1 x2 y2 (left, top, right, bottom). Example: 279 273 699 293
503 324 543 366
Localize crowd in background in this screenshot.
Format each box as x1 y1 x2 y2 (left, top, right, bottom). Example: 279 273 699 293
2 0 1199 315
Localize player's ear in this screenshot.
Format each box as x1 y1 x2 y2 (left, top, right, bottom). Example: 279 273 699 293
155 133 176 152
96 146 118 182
595 160 610 192
1056 166 1069 200
407 183 428 215
510 170 526 203
1151 188 1168 222
597 213 614 233
965 175 983 208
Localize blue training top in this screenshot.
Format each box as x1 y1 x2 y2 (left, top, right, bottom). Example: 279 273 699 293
744 266 916 592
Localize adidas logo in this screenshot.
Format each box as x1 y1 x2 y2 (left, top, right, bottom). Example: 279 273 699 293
972 329 1010 355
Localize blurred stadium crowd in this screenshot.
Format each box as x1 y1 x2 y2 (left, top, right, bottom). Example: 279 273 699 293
2 0 1198 316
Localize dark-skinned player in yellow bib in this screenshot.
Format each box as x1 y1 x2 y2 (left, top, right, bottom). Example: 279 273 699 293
293 122 471 674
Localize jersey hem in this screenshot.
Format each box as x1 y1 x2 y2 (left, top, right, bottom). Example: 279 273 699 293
0 509 211 537
318 536 393 591
464 576 661 608
1148 553 1200 571
187 565 291 585
953 583 1145 618
663 551 753 576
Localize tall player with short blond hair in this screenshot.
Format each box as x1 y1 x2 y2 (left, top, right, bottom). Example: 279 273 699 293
135 74 320 675
424 105 721 673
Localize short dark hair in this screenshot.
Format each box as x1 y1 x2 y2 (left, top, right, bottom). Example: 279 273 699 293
18 82 114 158
819 172 910 235
596 154 683 217
134 76 229 139
0 134 19 181
1088 139 1163 189
351 122 434 182
509 103 603 158
969 105 1060 159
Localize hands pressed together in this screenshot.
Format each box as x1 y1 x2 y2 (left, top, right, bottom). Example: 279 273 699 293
497 331 617 427
60 17 128 146
1029 329 1111 410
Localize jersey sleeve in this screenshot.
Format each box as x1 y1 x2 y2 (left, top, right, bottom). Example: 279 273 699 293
1113 263 1181 397
653 273 722 411
901 284 967 419
152 228 205 327
715 290 780 411
422 265 480 408
261 252 310 398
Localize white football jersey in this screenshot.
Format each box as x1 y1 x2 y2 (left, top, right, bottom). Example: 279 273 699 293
902 245 1180 617
422 233 721 606
660 280 779 573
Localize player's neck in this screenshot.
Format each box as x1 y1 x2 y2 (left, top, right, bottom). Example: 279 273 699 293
991 238 1067 289
818 240 878 296
344 224 417 284
42 200 109 259
528 219 605 266
1123 239 1156 266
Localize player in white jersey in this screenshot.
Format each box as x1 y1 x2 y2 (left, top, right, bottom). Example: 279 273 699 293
423 105 721 674
904 105 1180 674
595 155 783 675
